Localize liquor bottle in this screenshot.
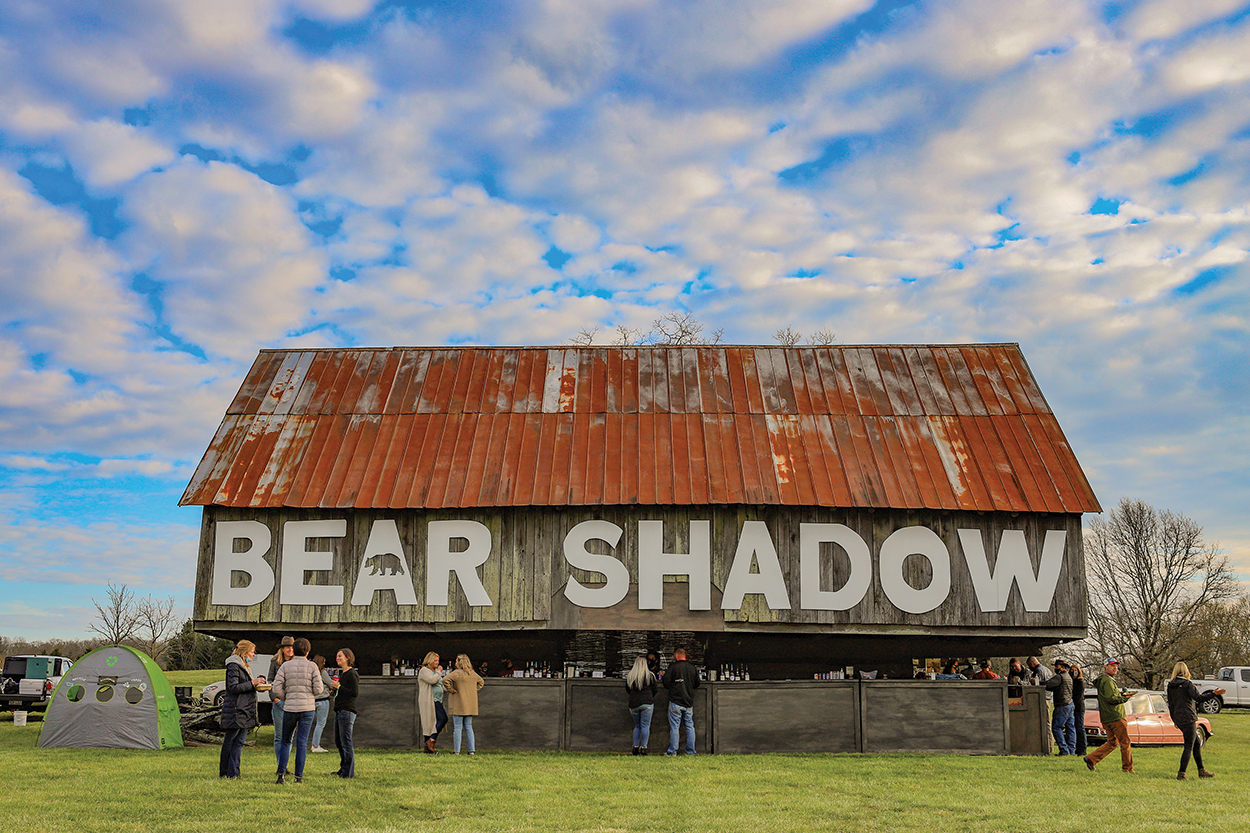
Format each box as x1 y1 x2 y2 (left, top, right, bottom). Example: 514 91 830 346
743 665 750 682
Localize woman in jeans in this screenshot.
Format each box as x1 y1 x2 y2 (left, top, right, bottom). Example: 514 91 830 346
330 648 359 778
219 640 263 778
442 654 485 755
310 654 333 753
625 655 658 755
1166 661 1223 780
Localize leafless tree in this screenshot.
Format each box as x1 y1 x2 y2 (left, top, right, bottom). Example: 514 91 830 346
773 326 802 347
613 325 645 346
1083 498 1236 689
135 595 179 663
1170 595 1250 677
88 583 142 646
648 312 723 345
568 327 598 346
809 328 837 346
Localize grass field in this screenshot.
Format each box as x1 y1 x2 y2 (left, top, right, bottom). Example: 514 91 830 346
4 680 1248 833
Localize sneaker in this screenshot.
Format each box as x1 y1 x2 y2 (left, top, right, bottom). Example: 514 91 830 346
311 746 327 753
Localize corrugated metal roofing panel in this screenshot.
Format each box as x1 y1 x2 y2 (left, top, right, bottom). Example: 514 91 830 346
181 344 1100 513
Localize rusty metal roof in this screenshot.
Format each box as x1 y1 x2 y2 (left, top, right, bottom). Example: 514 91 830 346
180 345 1100 513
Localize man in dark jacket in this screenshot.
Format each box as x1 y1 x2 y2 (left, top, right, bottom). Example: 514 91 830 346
662 648 700 755
1045 659 1075 755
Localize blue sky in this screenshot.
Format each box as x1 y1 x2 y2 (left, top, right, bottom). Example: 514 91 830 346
1 0 1247 640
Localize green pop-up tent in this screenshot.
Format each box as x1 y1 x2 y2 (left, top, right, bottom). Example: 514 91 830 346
38 645 183 750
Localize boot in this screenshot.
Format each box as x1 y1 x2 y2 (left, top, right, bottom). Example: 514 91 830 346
1177 772 1187 780
1199 769 1215 778
640 747 648 756
293 775 303 784
275 773 286 785
632 746 639 756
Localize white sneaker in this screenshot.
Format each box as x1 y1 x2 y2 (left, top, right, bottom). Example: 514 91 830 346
311 746 327 753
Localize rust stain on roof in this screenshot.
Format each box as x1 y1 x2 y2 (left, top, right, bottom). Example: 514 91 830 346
181 344 1101 513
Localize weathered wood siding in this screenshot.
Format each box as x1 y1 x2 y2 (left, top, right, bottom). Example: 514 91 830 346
195 505 1087 636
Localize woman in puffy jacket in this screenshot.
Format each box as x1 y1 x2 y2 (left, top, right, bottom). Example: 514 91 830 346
219 640 265 778
1166 661 1224 780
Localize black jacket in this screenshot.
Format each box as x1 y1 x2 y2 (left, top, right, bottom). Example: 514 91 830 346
334 668 360 714
1166 677 1217 727
662 660 700 708
1045 670 1074 706
220 655 258 730
626 675 658 709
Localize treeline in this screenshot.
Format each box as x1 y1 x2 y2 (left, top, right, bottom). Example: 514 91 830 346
1 619 234 671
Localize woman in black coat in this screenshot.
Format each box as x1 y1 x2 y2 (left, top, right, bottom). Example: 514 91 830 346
1070 664 1087 756
219 640 265 778
1166 661 1224 780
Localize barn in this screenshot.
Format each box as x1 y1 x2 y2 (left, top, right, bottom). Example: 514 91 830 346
182 344 1099 754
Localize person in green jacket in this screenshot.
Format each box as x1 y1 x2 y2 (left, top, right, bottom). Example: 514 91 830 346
1084 658 1135 773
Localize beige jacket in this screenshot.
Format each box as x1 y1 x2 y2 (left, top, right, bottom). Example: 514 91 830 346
273 656 324 713
443 669 484 716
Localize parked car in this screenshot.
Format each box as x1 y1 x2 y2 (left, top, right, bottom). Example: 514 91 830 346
1083 690 1213 746
201 676 273 724
1 655 73 711
1192 666 1250 713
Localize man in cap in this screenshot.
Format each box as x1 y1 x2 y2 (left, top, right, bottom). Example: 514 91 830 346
1045 659 1075 755
268 636 296 773
1084 657 1135 773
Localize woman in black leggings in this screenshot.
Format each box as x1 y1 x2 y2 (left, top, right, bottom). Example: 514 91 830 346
1165 661 1222 780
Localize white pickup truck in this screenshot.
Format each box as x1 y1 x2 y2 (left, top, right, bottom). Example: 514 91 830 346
1 655 74 711
1192 667 1250 713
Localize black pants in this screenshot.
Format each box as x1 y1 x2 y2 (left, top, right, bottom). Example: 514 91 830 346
1178 723 1204 773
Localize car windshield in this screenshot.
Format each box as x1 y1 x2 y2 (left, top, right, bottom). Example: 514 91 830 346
1126 693 1154 715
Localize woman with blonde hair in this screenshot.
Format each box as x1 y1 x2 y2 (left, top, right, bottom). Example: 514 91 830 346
1166 661 1224 780
418 651 445 753
442 654 485 755
625 655 658 755
219 639 265 778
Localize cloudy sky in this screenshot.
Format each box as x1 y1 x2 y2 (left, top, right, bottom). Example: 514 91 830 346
1 0 1247 641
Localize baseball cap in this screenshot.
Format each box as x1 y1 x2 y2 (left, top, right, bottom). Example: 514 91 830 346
1103 657 1120 665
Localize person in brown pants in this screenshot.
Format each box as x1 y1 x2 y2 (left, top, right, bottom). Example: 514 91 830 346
1085 658 1134 773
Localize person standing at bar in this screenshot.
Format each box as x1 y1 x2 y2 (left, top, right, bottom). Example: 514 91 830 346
443 654 485 754
1070 663 1088 757
219 639 263 778
663 648 700 756
1084 658 1134 774
1045 659 1075 755
267 636 295 774
625 655 658 756
272 637 323 784
418 651 443 753
330 648 358 778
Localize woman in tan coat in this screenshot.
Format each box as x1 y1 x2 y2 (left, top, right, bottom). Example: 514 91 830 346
442 654 484 755
417 651 443 753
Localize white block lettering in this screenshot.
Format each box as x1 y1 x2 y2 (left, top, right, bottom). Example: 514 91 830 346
959 528 1066 612
879 526 950 614
351 519 419 606
426 520 494 607
211 520 275 606
281 520 347 606
799 523 872 610
721 521 790 610
638 520 711 610
563 520 629 608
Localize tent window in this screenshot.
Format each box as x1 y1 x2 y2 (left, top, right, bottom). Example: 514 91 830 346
66 685 85 702
125 686 144 704
96 685 114 703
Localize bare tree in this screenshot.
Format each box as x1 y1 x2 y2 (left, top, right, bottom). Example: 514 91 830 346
613 324 645 346
88 583 142 646
568 327 598 346
648 312 723 345
1171 595 1250 677
809 328 837 346
135 595 179 664
1084 498 1236 689
773 326 802 347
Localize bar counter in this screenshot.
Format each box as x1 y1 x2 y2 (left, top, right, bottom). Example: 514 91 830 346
352 676 1049 755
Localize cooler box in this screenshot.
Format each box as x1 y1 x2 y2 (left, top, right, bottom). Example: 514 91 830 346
19 679 46 696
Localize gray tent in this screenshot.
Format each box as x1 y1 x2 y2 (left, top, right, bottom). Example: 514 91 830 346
38 645 183 750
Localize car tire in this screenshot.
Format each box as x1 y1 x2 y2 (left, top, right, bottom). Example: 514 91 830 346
1199 697 1222 715
214 691 226 707
1199 726 1210 743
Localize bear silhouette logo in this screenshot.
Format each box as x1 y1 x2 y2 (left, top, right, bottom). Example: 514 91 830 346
364 552 405 576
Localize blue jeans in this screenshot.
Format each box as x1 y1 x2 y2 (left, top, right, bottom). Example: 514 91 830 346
1052 703 1075 755
630 704 653 748
667 703 696 755
219 727 247 777
312 699 330 748
277 709 314 777
434 701 448 738
453 715 475 754
271 701 285 766
335 710 355 777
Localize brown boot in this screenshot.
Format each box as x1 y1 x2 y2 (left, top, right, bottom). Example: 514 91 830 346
1177 772 1187 780
1083 756 1096 771
1199 769 1214 778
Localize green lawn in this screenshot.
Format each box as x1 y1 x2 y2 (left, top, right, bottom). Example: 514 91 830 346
3 706 1247 832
